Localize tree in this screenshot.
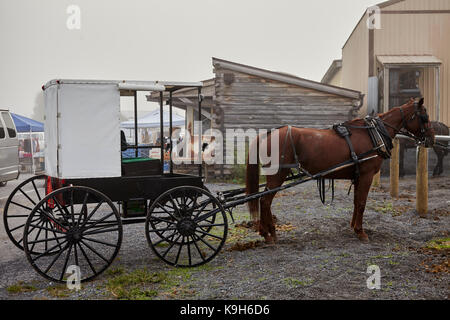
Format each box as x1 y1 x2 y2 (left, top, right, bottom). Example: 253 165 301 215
31 91 45 122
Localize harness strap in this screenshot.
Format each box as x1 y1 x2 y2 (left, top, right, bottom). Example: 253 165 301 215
280 126 308 174
333 124 360 182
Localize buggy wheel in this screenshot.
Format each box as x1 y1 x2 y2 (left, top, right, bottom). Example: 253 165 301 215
3 174 47 252
23 186 123 283
148 188 217 244
146 186 227 267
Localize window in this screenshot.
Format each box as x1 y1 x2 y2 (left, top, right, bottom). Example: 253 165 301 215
1 112 17 138
389 68 422 109
0 118 5 139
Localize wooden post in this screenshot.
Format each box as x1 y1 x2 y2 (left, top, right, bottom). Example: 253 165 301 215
372 171 381 187
390 138 399 199
416 146 428 216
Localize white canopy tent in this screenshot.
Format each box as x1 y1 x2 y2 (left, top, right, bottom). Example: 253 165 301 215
120 109 185 129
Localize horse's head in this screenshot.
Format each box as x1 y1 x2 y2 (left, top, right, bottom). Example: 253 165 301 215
403 98 435 148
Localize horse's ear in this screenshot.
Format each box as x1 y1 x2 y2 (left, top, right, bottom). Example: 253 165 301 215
418 97 424 107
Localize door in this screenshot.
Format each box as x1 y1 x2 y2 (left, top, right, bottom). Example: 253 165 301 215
0 111 20 183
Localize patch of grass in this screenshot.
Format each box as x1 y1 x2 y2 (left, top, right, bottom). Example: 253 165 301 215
426 237 450 250
106 266 125 276
46 285 70 298
7 281 38 294
283 277 314 288
106 268 166 300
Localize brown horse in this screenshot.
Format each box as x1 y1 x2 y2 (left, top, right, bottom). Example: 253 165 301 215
246 98 435 243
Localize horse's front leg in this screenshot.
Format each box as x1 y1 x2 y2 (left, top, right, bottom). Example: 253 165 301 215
437 152 444 176
352 173 374 242
433 151 441 176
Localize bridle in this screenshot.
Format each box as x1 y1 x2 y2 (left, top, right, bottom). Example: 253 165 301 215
382 102 432 145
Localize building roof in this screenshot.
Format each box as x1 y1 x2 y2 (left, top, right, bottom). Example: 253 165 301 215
321 60 342 84
43 79 203 92
377 55 442 66
342 0 406 49
212 57 361 100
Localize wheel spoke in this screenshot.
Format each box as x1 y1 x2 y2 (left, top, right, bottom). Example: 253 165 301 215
26 235 67 245
28 223 66 234
152 231 177 246
19 188 37 206
174 236 184 265
43 243 69 273
187 237 192 266
148 227 178 233
60 244 73 281
69 189 75 228
156 202 179 221
30 219 46 252
150 216 177 225
53 197 72 225
77 243 96 275
195 228 223 240
82 236 118 248
10 200 33 211
31 179 42 201
161 234 182 258
82 227 120 236
82 212 115 230
79 240 109 263
192 233 217 252
80 200 104 228
32 240 68 262
190 235 206 262
74 243 79 268
77 192 90 226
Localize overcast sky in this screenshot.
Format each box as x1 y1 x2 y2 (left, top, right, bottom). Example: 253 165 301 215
0 0 378 118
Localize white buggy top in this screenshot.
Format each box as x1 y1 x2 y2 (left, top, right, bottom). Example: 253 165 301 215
43 79 202 179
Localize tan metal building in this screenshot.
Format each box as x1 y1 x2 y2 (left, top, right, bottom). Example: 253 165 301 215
323 0 450 125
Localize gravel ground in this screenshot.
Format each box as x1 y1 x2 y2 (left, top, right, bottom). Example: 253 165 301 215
0 174 448 300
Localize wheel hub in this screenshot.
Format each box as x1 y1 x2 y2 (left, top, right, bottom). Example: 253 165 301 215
66 228 82 244
177 218 197 236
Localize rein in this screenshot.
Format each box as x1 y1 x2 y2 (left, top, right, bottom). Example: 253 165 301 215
380 102 431 146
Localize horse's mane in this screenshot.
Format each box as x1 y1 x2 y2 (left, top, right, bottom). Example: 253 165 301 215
345 101 416 127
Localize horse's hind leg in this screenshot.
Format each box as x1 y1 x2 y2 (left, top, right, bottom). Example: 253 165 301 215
259 173 287 243
259 192 278 243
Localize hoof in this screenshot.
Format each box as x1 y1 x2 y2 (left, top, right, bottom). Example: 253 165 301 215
264 236 274 244
356 231 369 242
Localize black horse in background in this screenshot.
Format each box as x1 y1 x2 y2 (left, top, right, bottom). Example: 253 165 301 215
399 121 449 177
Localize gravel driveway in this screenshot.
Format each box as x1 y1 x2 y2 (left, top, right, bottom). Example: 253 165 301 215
0 175 448 300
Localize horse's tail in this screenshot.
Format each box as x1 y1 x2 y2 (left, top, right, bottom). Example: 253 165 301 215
246 136 260 223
